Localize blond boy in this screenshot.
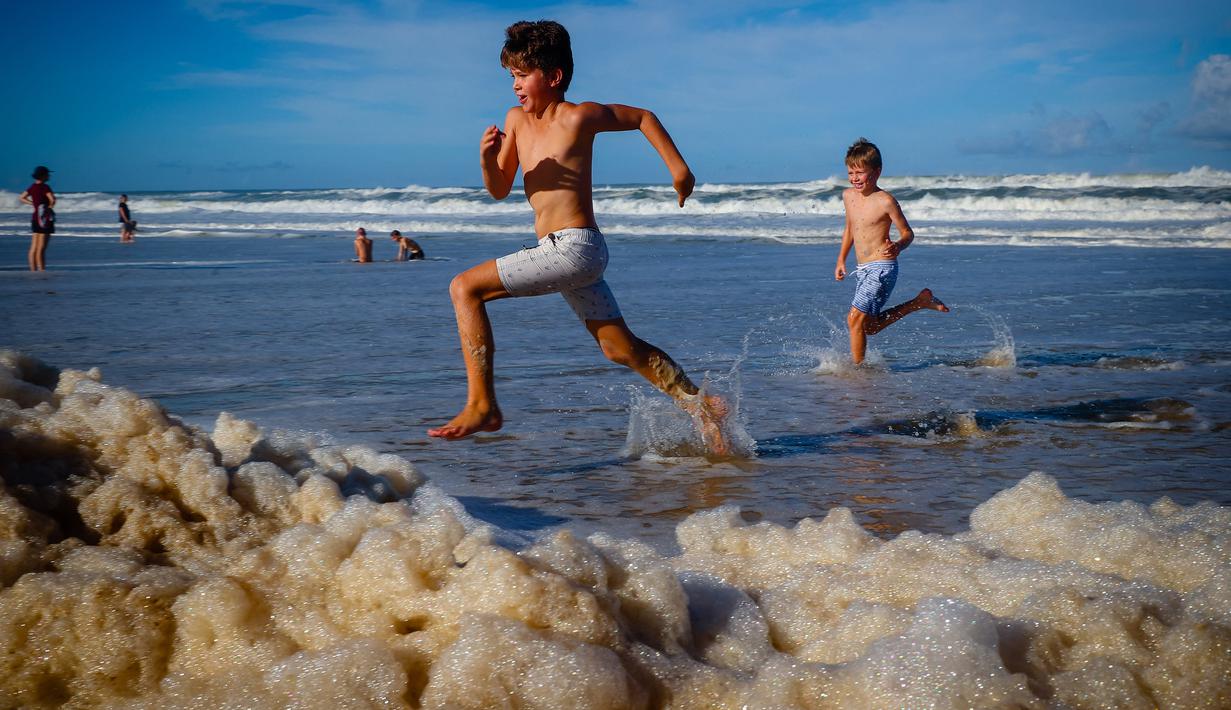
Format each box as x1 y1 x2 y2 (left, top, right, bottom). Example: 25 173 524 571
428 20 726 454
834 138 948 364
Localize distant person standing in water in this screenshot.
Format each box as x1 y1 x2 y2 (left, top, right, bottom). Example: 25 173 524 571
354 227 373 262
390 230 424 261
19 166 55 271
118 194 136 242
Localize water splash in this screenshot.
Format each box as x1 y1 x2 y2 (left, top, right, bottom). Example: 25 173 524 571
622 340 756 461
970 307 1017 368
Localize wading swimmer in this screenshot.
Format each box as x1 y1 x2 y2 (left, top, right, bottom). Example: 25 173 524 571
834 138 949 364
391 230 424 261
427 20 729 455
354 227 373 262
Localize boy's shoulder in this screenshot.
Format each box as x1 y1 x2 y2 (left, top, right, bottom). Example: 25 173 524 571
504 99 595 114
843 187 898 213
556 100 609 127
509 100 616 136
503 100 590 128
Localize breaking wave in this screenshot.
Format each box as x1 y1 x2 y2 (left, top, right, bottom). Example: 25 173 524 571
2 167 1228 248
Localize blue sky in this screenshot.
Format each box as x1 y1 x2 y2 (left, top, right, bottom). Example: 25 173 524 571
3 0 1229 191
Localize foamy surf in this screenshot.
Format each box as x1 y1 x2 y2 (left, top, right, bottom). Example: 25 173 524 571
1 351 1228 708
4 167 1229 248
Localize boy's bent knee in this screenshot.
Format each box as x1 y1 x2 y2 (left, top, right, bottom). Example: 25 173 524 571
594 329 650 369
449 261 506 304
449 273 479 303
847 308 868 330
586 319 643 368
598 337 636 367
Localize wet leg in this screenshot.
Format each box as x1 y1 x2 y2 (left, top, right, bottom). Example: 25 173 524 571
428 260 511 439
865 288 949 335
29 233 47 271
847 307 869 364
586 318 730 456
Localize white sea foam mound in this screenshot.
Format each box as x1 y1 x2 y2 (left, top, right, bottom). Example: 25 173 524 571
1 351 1228 708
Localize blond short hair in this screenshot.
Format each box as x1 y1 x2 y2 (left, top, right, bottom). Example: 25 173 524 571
845 138 882 171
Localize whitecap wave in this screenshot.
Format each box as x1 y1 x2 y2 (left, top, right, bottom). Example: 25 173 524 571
3 166 1228 249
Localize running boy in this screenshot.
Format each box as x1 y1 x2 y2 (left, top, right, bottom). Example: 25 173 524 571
428 20 727 454
834 138 948 364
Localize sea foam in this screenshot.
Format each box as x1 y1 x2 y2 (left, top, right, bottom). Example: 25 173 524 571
1 351 1228 708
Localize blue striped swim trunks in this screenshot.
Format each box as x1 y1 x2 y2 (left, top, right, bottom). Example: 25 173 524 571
852 260 899 315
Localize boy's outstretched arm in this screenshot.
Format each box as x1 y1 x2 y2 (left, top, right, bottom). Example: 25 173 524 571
481 109 520 200
577 102 695 206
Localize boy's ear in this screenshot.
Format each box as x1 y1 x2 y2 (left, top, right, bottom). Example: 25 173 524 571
548 67 564 88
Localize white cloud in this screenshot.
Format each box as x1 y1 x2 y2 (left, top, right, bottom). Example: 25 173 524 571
1180 54 1231 144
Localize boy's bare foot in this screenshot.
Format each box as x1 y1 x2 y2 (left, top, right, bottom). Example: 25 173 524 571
427 406 503 439
682 393 732 458
918 288 950 312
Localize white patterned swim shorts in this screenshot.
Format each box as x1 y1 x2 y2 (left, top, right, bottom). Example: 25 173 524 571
495 227 623 322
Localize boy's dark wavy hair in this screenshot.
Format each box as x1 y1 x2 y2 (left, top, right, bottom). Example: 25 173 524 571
501 20 573 92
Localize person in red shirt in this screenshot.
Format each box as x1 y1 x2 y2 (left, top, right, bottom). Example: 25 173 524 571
19 166 56 271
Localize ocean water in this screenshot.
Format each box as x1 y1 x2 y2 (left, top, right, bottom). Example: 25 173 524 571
1 170 1229 707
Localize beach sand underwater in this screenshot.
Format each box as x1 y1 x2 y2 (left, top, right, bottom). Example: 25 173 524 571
1 173 1229 707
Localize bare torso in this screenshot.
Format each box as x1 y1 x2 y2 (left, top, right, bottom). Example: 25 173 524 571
354 237 372 262
844 187 897 264
509 103 599 237
397 237 423 259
